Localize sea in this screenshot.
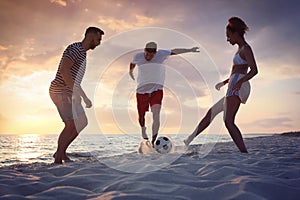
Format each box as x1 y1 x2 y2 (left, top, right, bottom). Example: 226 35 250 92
0 133 268 167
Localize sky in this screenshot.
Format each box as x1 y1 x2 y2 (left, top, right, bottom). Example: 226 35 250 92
0 0 299 135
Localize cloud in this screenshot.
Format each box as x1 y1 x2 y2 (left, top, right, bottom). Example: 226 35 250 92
0 45 8 51
0 49 61 83
253 117 293 128
0 1 91 82
0 71 55 116
98 14 159 32
50 0 67 7
2 0 298 82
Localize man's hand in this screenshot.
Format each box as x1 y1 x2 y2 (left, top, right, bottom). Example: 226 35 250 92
190 47 200 53
129 63 136 80
73 86 92 108
83 97 92 108
129 69 135 80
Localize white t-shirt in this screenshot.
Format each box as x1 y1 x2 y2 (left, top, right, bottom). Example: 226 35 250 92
131 50 171 94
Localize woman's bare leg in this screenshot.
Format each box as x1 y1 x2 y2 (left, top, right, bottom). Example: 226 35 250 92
224 96 248 153
184 97 225 146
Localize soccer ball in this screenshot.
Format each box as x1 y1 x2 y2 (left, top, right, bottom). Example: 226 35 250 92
154 136 173 154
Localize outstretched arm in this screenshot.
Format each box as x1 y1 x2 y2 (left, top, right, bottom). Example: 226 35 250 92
129 63 136 80
171 47 200 55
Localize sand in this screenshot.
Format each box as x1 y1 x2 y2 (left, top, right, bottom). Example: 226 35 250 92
0 134 299 200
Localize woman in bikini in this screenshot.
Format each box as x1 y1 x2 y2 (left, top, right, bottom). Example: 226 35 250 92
184 17 258 153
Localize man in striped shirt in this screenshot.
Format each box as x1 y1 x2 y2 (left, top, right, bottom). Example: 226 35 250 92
50 27 104 164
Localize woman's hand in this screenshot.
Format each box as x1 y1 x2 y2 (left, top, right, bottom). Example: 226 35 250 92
232 80 243 91
215 82 225 91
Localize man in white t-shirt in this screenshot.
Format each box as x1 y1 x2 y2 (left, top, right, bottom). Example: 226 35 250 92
129 42 199 145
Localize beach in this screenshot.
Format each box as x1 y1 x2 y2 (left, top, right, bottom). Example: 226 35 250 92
0 134 299 200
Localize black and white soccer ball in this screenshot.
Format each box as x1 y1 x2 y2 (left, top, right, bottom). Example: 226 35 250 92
154 136 173 154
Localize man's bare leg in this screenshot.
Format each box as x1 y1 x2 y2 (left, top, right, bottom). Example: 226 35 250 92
54 114 88 162
139 113 148 140
151 104 161 146
54 120 76 164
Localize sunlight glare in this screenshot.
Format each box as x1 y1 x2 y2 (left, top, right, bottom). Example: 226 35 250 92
16 134 42 162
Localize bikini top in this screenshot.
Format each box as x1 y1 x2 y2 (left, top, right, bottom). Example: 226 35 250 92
233 45 248 65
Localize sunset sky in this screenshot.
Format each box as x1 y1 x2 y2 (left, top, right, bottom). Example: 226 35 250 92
0 0 299 135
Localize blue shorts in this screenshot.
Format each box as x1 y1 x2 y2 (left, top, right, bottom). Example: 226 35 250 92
226 73 250 104
50 92 85 122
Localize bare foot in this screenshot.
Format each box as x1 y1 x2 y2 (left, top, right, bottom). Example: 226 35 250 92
151 134 158 147
183 137 193 147
142 133 149 140
54 153 63 164
53 152 71 161
183 139 189 147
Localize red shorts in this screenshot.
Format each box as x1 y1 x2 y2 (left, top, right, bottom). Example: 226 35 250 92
136 90 163 115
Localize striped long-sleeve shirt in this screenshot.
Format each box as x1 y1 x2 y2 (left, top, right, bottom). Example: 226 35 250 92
49 42 86 94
